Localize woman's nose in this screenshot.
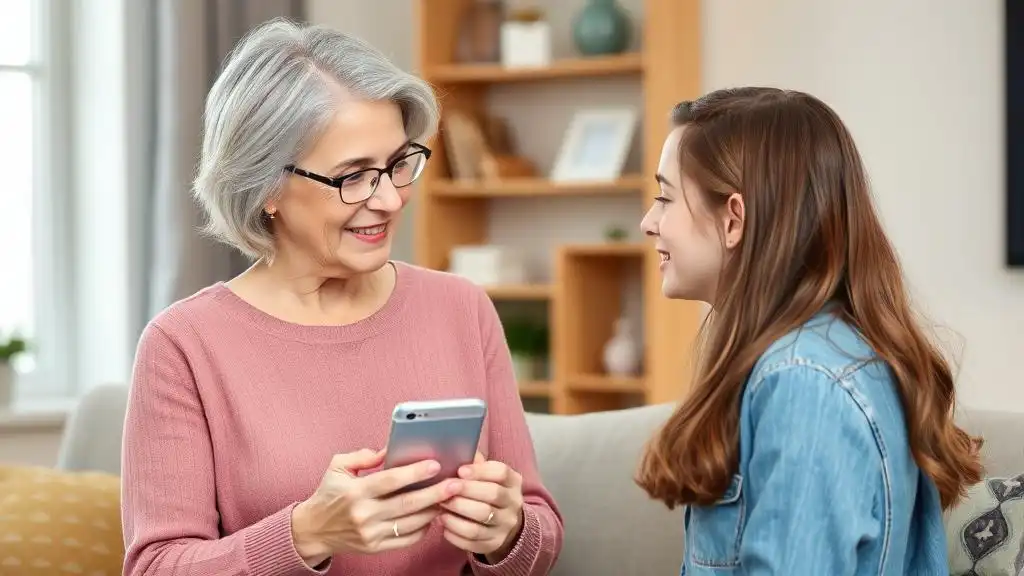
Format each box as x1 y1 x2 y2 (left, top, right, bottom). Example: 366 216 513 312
367 176 404 212
640 208 659 237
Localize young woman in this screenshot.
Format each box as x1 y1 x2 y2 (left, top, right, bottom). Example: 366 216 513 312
636 88 982 575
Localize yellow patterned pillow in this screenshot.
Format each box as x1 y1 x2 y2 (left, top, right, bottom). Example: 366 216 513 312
0 465 124 575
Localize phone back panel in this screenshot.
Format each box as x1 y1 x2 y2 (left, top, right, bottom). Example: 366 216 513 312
383 398 486 492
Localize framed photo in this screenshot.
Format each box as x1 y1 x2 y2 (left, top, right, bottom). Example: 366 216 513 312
551 108 638 182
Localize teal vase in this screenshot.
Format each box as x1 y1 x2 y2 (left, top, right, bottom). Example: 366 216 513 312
572 0 631 56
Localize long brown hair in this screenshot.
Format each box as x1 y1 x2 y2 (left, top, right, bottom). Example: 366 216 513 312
636 87 982 510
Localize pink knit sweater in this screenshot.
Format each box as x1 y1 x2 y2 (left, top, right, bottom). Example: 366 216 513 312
121 262 563 575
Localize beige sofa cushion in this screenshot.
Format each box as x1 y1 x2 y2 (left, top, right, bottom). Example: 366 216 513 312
526 404 685 576
0 465 124 575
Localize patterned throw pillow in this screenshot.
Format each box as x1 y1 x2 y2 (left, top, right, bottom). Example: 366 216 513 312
945 472 1024 576
0 465 124 575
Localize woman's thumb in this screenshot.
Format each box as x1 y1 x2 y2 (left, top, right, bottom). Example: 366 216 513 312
333 448 385 473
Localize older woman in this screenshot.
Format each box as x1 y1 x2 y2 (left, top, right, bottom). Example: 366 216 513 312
121 19 563 576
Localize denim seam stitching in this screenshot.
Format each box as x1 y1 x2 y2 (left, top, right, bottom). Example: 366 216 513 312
746 358 893 575
835 373 893 576
690 474 745 568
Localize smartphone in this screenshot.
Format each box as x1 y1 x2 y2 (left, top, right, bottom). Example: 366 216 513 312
381 398 487 493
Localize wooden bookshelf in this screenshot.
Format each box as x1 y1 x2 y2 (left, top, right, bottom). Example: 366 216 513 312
414 0 704 414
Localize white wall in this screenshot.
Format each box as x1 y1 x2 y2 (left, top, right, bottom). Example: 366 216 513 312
313 0 1024 412
702 0 1024 413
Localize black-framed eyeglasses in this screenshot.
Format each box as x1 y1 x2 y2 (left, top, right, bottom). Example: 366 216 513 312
283 143 432 205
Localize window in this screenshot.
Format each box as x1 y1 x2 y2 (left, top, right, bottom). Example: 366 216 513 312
1 0 72 402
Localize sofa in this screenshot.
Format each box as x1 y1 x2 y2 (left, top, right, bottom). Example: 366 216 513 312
6 384 1024 574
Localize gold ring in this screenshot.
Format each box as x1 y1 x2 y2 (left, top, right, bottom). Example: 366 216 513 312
484 510 494 526
393 520 400 538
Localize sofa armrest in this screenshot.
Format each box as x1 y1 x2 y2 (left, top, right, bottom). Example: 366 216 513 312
56 384 129 475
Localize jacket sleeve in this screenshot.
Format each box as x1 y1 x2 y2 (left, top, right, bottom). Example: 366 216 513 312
121 322 329 575
467 287 565 575
738 364 883 576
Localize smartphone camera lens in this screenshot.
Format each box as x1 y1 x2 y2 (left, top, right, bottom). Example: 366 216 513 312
406 413 416 420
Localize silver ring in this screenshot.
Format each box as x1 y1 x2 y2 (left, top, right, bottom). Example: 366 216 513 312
484 510 494 526
393 520 400 538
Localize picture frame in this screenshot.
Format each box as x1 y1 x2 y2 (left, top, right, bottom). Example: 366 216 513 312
550 108 638 182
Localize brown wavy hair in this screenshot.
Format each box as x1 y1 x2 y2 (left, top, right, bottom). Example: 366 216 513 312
635 87 982 510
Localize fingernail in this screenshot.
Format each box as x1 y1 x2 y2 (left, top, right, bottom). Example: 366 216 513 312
458 466 472 478
447 480 462 494
426 461 441 474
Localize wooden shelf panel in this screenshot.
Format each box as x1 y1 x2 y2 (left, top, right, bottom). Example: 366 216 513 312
426 53 644 84
485 284 552 300
561 242 648 258
432 176 645 198
567 374 645 393
518 380 553 398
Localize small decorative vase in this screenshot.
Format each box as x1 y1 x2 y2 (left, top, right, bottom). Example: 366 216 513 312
603 317 640 376
0 363 13 409
572 0 632 56
511 353 537 382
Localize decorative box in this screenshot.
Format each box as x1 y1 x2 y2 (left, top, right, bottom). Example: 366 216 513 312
449 245 527 286
500 21 552 68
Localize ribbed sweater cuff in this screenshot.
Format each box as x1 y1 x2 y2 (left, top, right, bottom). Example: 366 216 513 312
243 503 331 576
469 505 543 576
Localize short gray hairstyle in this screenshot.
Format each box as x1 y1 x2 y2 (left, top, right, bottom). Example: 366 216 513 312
193 19 440 260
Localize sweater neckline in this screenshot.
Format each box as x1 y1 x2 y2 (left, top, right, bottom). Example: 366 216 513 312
209 261 416 343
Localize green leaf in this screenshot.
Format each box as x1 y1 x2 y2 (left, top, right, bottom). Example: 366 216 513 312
502 318 549 357
0 335 29 362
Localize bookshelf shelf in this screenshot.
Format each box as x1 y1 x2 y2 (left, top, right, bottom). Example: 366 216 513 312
518 380 554 398
485 284 553 301
567 374 645 393
426 53 644 84
432 176 645 198
562 243 647 258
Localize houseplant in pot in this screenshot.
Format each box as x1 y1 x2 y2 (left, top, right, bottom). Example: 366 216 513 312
0 333 28 409
503 318 549 382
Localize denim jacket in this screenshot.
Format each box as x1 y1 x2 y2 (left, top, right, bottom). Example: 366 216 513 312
681 312 949 575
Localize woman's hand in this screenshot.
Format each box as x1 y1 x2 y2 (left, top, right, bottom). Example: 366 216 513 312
439 452 525 563
291 448 461 566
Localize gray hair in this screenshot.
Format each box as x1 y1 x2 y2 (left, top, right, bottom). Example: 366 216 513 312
193 19 440 260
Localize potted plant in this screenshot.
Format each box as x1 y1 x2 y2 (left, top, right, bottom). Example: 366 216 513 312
604 225 628 242
0 333 28 408
503 319 549 382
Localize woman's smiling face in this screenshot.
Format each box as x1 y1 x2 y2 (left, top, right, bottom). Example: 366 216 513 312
640 126 726 303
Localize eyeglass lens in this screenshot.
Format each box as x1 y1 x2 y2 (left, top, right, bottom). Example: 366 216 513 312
340 151 428 203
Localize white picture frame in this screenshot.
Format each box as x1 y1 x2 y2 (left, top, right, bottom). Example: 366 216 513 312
550 108 638 182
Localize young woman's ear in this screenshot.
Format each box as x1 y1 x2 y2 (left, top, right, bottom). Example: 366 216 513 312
723 193 745 249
